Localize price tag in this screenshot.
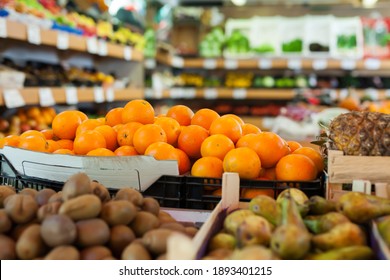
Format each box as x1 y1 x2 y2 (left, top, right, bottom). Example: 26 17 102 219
87 37 98 54
258 59 272 69
338 89 349 100
93 87 105 103
365 88 379 101
385 89 390 99
232 88 247 99
106 88 115 102
340 59 356 70
203 59 217 69
145 88 154 98
154 89 163 99
224 59 238 69
0 17 7 38
312 59 328 70
98 39 108 56
184 88 196 99
27 25 41 45
171 56 184 68
204 88 218 99
65 87 78 105
287 59 302 70
2 89 25 108
145 59 156 69
329 89 338 101
57 31 69 50
364 58 381 70
124 46 132 61
170 88 183 99
39 88 55 107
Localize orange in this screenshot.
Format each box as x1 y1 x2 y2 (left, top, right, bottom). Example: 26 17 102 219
0 135 20 148
75 119 102 135
20 130 45 140
114 145 138 156
236 132 290 168
222 114 245 126
40 129 55 140
46 140 61 153
56 139 74 150
209 116 242 143
53 148 74 155
94 125 118 151
154 116 181 146
211 188 222 196
133 124 167 154
191 156 224 178
177 125 209 159
117 122 143 147
122 99 155 124
275 154 317 181
191 108 220 130
286 141 302 153
174 148 191 175
223 147 261 180
52 111 83 140
73 130 106 155
105 107 124 126
112 124 124 133
97 117 106 125
71 110 88 122
166 105 194 126
293 147 324 175
87 148 115 156
144 142 178 160
200 134 235 161
242 123 262 135
241 188 275 199
18 135 48 153
262 167 276 180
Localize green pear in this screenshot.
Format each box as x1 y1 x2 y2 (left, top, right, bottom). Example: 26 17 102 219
377 215 390 247
230 245 280 260
305 195 337 215
306 246 374 260
304 212 350 234
223 209 254 235
248 195 280 226
235 215 272 248
277 188 309 217
208 233 236 251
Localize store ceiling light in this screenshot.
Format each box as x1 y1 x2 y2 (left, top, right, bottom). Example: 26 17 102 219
362 0 378 8
231 0 247 6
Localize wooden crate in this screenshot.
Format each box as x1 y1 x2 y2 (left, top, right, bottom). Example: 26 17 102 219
326 150 390 201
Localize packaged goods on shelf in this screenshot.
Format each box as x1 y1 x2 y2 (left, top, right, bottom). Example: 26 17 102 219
250 16 281 56
304 15 333 57
361 15 390 59
279 17 306 55
331 17 364 59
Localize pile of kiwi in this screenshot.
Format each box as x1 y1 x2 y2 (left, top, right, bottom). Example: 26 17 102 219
0 173 198 260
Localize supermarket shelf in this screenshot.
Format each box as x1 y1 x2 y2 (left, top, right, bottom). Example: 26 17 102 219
0 87 143 108
155 51 390 71
1 19 143 62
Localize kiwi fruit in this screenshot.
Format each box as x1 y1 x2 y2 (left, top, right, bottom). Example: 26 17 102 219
40 214 77 247
35 189 56 206
142 197 160 216
44 245 80 260
62 173 92 201
109 225 136 258
90 181 111 203
159 222 186 233
100 200 137 226
121 242 151 260
59 194 101 221
0 209 12 233
80 246 112 260
115 188 143 207
0 234 16 259
142 228 173 255
16 224 47 260
158 211 177 224
0 185 16 207
4 194 38 224
37 201 62 222
47 191 63 203
130 211 160 237
76 218 110 247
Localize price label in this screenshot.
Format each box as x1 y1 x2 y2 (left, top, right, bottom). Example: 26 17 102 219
312 59 328 70
27 25 41 45
233 88 247 99
258 59 272 69
2 89 25 108
94 87 105 103
145 88 154 98
203 59 217 69
364 58 381 70
124 46 132 61
329 89 338 101
87 37 98 54
184 88 196 99
224 59 238 69
204 88 218 99
365 88 379 101
154 89 163 99
98 39 108 56
340 59 357 70
145 59 156 69
105 88 115 102
39 88 55 107
170 88 183 99
171 56 184 68
57 31 69 50
338 89 349 100
287 59 302 70
0 17 7 38
65 87 78 105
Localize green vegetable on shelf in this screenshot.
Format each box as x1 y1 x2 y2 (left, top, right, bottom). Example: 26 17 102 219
282 38 303 53
252 44 275 54
337 34 357 49
225 30 251 54
262 76 275 88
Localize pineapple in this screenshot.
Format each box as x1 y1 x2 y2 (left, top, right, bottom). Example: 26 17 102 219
327 111 390 156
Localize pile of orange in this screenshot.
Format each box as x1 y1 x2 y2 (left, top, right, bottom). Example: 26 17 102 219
0 99 324 187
